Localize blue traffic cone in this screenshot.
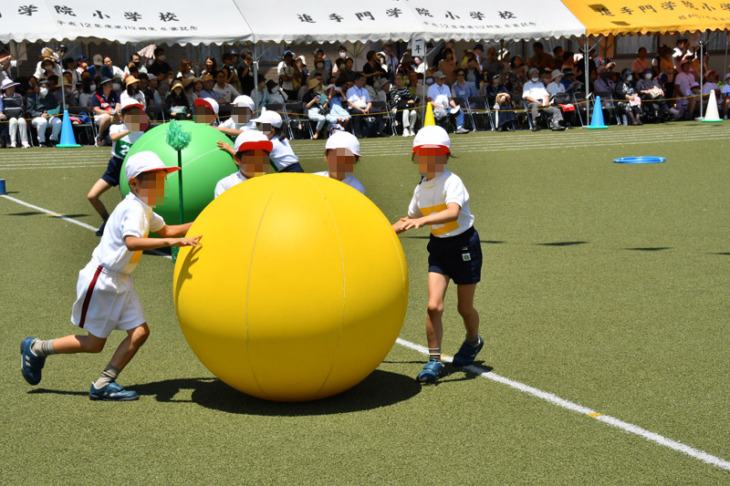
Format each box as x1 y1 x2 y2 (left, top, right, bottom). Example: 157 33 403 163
56 109 82 148
586 95 608 129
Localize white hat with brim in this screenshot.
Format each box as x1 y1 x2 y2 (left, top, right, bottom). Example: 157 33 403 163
0 78 19 90
234 130 273 154
325 131 361 157
251 110 282 128
231 95 255 111
194 97 219 115
125 151 180 181
121 98 144 112
412 125 450 154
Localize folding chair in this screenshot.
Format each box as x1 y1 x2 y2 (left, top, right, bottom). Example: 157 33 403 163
67 106 97 145
452 97 477 132
371 100 397 136
284 102 313 139
467 96 496 131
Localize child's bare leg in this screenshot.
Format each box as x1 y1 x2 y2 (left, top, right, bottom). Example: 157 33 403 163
49 333 107 354
107 324 150 372
456 283 479 338
426 272 449 356
87 178 112 220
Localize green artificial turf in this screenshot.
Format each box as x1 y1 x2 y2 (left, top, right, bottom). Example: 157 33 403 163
1 122 729 484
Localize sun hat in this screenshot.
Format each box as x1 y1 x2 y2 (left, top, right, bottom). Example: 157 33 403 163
251 110 283 128
234 130 273 154
325 131 361 157
171 80 184 91
0 78 19 90
307 78 321 90
124 75 139 87
194 97 219 114
551 69 563 81
433 71 447 79
412 125 450 155
231 95 255 110
125 151 180 181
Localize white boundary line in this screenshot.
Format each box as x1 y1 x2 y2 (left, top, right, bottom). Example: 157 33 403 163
395 338 730 472
3 192 729 471
1 194 171 259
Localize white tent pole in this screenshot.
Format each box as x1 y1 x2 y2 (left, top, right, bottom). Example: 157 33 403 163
699 35 704 120
252 43 260 110
584 35 590 126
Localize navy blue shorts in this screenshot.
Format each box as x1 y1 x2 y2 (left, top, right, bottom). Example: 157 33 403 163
279 162 304 173
101 156 124 187
427 226 482 285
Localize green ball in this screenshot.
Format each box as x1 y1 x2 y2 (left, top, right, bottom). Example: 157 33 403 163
121 121 236 225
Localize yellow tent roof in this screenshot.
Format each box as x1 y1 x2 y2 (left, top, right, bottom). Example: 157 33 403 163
561 0 730 36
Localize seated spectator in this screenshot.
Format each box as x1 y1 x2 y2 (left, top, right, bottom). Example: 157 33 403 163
199 74 223 101
123 53 147 78
177 59 195 81
324 82 351 131
104 56 124 79
1 78 30 148
427 71 469 134
147 48 172 79
373 77 390 103
389 73 417 136
167 80 191 120
303 78 335 139
217 94 256 137
220 53 242 93
594 66 616 97
632 47 651 79
559 68 583 96
452 69 478 100
77 73 95 108
615 69 642 125
213 70 240 104
59 70 79 106
264 79 288 105
484 47 503 78
522 67 564 131
91 77 120 146
636 69 667 121
120 76 146 109
200 56 218 80
347 73 383 138
27 78 62 146
485 74 517 131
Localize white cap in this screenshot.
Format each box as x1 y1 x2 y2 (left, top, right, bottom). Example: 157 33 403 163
251 110 282 128
194 97 219 114
234 130 273 154
125 151 180 181
412 125 450 154
231 95 255 111
325 131 361 157
120 98 144 112
92 54 103 65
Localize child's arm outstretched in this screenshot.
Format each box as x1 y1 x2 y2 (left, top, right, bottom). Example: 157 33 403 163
393 203 460 233
125 226 201 251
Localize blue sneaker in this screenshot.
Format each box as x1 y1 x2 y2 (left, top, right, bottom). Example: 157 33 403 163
89 382 139 401
20 337 46 385
451 335 484 367
417 360 444 383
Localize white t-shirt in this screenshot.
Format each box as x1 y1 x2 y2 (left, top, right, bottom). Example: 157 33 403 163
214 170 250 198
270 138 299 171
91 193 165 275
110 123 143 159
313 171 365 194
522 80 549 103
277 61 294 91
213 83 240 103
218 118 255 132
408 170 474 238
721 84 730 98
427 83 451 109
120 90 146 109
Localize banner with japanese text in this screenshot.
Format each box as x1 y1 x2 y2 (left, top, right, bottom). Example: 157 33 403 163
0 0 252 45
561 0 730 36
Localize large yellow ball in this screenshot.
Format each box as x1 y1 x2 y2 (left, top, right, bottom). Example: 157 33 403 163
173 174 409 401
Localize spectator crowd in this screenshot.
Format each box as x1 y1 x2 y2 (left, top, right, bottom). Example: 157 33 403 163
0 36 727 147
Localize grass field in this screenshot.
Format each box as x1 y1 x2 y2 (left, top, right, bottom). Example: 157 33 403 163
1 122 729 484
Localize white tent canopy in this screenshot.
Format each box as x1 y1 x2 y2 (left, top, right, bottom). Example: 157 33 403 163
0 0 253 45
2 0 584 46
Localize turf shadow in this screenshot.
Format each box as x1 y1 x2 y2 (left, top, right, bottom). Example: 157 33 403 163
132 370 422 416
537 241 588 247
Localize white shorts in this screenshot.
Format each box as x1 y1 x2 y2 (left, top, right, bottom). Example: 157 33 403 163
94 113 112 125
70 261 145 338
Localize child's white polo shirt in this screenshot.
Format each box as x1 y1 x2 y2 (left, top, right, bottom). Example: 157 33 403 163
408 169 474 238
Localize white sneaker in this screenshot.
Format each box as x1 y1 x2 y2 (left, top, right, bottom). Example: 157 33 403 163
402 129 411 137
21 143 31 149
9 142 16 148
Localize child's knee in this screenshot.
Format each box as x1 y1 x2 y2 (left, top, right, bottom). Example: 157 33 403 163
457 302 477 319
86 337 106 353
427 301 444 317
131 324 150 346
